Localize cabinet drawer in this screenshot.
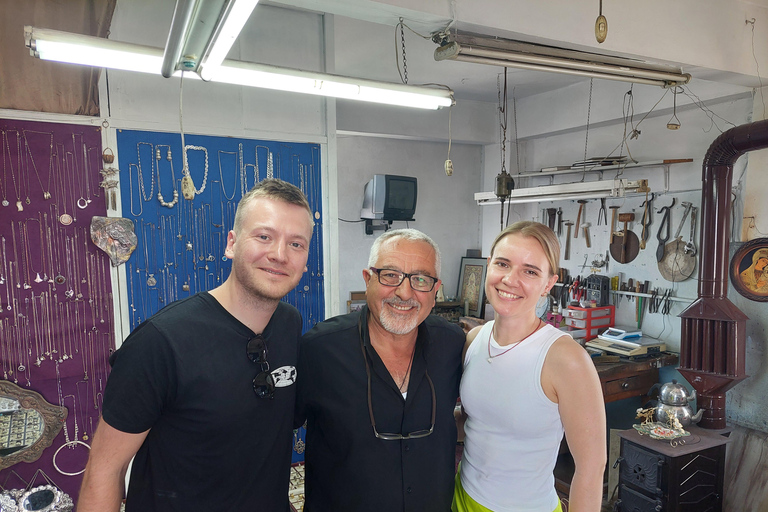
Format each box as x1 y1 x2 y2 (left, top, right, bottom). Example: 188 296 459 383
603 372 657 401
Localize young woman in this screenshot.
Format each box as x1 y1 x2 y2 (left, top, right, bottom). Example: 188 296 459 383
454 221 606 512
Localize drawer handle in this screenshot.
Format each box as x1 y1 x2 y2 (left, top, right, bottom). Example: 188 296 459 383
621 382 630 389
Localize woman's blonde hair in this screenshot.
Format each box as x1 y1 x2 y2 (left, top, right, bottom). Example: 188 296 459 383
489 221 560 277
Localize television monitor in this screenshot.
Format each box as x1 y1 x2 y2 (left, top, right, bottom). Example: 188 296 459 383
360 174 417 221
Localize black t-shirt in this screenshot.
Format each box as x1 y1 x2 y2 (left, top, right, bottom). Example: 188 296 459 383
103 292 300 512
296 307 464 512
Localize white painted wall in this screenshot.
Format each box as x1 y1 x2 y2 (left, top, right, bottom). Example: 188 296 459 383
335 135 483 308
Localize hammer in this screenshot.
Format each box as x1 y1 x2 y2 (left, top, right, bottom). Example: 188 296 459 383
618 212 635 263
609 205 620 245
582 222 592 248
564 221 573 260
574 200 587 238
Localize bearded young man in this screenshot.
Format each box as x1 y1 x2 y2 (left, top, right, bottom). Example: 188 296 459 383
78 179 314 512
295 228 464 512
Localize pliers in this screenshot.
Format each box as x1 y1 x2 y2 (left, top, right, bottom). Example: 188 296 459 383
597 198 607 226
661 290 672 315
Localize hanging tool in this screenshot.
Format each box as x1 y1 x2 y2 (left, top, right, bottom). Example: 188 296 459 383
685 207 697 255
609 205 620 245
656 198 675 262
546 208 558 231
661 290 672 315
627 278 634 302
582 222 592 248
564 221 573 260
610 275 619 306
610 212 638 264
580 254 590 272
575 200 587 238
639 192 655 250
557 208 563 237
674 202 693 240
597 198 607 226
648 289 659 314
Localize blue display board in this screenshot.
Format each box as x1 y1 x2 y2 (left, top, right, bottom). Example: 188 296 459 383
116 129 324 335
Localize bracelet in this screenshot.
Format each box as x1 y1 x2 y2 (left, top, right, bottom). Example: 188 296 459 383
53 440 91 476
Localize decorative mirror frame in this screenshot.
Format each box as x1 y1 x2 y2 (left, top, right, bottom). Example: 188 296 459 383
0 381 67 470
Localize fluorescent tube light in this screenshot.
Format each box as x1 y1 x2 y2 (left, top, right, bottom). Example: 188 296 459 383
199 0 260 81
212 60 453 109
26 27 165 74
474 179 649 205
435 34 691 88
25 26 453 110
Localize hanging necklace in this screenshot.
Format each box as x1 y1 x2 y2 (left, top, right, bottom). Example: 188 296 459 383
128 163 143 217
397 345 415 392
23 130 54 200
217 150 238 201
4 130 25 211
155 145 179 207
185 145 209 195
487 319 543 363
136 142 155 202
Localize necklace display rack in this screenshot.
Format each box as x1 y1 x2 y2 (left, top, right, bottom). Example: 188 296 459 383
0 118 114 496
116 129 326 336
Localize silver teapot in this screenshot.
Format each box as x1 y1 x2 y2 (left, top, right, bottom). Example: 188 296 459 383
648 379 703 427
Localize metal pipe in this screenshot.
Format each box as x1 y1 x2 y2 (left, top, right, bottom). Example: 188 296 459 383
161 0 199 78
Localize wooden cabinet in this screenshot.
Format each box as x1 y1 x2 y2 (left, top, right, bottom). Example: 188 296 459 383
595 353 678 403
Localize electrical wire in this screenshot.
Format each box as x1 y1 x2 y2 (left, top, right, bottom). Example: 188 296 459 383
747 18 766 120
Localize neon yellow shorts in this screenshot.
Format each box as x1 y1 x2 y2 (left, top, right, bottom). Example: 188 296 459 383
452 466 563 512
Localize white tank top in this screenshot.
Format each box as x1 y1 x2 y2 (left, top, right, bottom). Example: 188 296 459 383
459 321 565 512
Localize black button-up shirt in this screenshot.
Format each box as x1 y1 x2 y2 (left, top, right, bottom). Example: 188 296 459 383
296 307 464 512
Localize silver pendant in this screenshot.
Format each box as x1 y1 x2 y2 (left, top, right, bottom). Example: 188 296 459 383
186 242 193 251
487 357 493 363
2 199 8 206
147 274 157 286
43 191 51 200
183 283 190 292
16 200 23 212
34 273 43 283
55 274 66 285
60 213 73 225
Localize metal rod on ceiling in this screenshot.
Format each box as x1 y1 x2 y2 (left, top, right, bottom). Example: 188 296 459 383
161 0 199 78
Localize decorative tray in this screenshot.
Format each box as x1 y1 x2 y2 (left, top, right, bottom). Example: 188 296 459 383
633 422 691 440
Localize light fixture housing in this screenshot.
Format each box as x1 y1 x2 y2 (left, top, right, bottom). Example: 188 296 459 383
25 26 454 110
434 32 691 88
474 179 649 205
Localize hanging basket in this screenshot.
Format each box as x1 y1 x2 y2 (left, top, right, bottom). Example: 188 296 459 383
102 147 115 163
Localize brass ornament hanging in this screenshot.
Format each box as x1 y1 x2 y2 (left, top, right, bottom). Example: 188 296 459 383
595 0 608 43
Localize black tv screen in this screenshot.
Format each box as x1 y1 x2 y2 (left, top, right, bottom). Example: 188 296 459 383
383 175 417 220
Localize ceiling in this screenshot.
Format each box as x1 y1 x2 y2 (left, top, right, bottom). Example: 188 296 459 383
261 0 765 104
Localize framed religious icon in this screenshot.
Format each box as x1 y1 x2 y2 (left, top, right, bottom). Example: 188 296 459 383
457 257 487 317
730 238 768 302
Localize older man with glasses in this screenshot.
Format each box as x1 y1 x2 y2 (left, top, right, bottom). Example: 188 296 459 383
296 228 464 512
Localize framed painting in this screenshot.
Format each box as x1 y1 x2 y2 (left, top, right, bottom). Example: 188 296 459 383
457 257 487 318
347 300 367 313
730 238 768 302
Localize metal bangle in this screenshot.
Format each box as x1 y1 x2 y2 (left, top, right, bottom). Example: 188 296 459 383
52 440 91 476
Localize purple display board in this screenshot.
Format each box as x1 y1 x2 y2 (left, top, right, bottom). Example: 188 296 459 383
0 118 111 502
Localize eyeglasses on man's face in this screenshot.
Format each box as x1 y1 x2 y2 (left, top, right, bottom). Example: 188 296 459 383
369 267 439 292
247 335 275 399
